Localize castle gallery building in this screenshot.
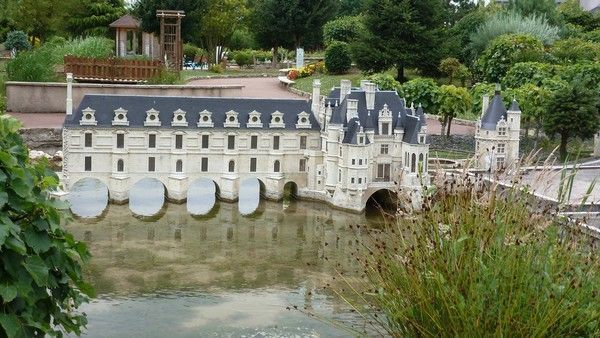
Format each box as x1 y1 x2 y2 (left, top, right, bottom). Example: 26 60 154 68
62 78 429 212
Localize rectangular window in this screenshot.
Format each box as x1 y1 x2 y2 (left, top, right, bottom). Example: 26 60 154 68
299 158 306 172
359 159 363 165
351 178 355 184
201 135 209 149
84 133 92 147
300 135 307 149
273 135 280 150
377 163 391 181
358 178 362 184
148 157 155 172
497 157 505 169
116 134 124 149
381 123 389 135
381 144 389 155
201 157 208 172
338 170 342 182
250 135 258 149
175 135 183 149
498 127 507 136
420 136 425 144
352 159 356 165
149 134 156 148
250 157 257 172
84 156 92 171
497 143 505 154
228 135 235 150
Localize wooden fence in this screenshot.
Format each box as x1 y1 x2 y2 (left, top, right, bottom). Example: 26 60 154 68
64 56 163 82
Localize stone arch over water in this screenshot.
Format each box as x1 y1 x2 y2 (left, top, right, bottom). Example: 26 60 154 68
283 181 298 200
365 188 398 215
68 177 109 218
129 178 168 217
187 178 220 216
239 177 266 215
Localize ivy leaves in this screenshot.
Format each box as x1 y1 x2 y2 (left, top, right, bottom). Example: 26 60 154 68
0 115 92 337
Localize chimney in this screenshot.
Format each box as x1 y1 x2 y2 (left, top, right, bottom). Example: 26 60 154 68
360 80 370 90
340 79 351 102
347 99 358 121
482 94 490 116
365 82 376 110
66 73 73 115
311 79 321 115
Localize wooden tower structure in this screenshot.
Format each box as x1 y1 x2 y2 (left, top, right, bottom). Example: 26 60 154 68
156 10 185 70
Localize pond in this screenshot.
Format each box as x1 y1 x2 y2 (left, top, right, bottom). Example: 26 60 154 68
66 178 387 337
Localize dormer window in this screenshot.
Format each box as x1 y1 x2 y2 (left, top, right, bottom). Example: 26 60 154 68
224 110 240 128
247 110 263 128
144 108 161 127
270 110 285 128
172 109 188 127
359 136 364 144
419 135 425 144
197 110 214 127
112 107 129 126
296 111 311 129
498 125 507 136
378 104 392 136
80 107 97 126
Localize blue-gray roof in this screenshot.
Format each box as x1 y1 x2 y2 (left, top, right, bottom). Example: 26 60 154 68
64 94 320 130
342 118 371 145
481 92 507 130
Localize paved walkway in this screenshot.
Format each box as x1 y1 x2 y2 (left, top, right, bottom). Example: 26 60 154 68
7 76 476 135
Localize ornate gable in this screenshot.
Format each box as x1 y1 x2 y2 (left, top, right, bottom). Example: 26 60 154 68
197 109 214 127
224 110 240 128
172 109 188 127
269 110 285 128
144 108 161 127
295 111 311 129
112 107 129 126
247 110 263 128
80 107 97 126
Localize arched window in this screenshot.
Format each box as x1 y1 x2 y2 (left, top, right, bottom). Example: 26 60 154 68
228 160 235 172
418 154 424 173
176 159 183 173
117 159 124 172
273 160 281 172
411 153 416 173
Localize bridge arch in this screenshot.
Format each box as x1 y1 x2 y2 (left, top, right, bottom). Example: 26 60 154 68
283 181 298 200
129 177 168 216
187 178 219 215
68 177 110 218
365 188 398 215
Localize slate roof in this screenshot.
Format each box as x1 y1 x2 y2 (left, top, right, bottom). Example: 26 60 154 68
109 15 141 29
480 91 507 130
343 118 371 145
325 87 424 145
64 94 319 131
509 99 520 112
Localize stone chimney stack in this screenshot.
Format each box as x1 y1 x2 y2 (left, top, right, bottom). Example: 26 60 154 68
365 82 376 110
340 79 351 102
66 73 73 115
360 80 370 90
311 79 321 116
482 94 490 116
347 99 358 121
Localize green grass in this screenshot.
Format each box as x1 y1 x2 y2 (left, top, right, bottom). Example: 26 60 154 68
0 58 7 113
429 149 473 160
182 68 280 81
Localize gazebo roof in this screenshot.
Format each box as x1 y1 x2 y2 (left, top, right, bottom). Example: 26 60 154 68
109 14 141 29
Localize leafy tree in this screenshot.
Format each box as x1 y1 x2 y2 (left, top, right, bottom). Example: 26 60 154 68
469 82 496 117
512 83 551 140
444 0 478 25
325 41 351 74
229 28 257 50
0 0 19 41
508 0 558 25
558 0 600 32
0 115 92 336
338 0 365 16
200 0 248 63
551 38 600 64
476 34 545 83
14 0 60 42
4 30 30 53
351 0 446 81
543 76 600 160
66 0 126 38
368 73 402 93
503 62 558 88
402 78 440 114
445 4 499 62
322 15 365 46
559 62 600 88
439 57 467 84
438 84 471 136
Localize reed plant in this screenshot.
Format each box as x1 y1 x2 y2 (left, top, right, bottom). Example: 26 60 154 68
336 167 600 336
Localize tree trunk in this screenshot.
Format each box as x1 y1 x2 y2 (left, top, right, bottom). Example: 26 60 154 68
272 46 278 69
440 116 447 136
446 116 453 137
559 133 568 161
396 66 405 83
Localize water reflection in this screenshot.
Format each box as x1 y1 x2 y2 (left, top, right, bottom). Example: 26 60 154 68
65 200 381 336
129 178 165 216
238 178 262 215
68 178 108 218
186 178 217 216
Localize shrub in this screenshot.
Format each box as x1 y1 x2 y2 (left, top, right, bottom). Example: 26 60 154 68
438 57 464 84
58 37 113 60
551 38 600 63
368 73 402 94
229 28 257 50
324 41 351 75
0 115 92 336
323 15 365 45
559 62 600 89
401 78 440 113
476 34 545 82
183 43 200 62
234 50 253 68
4 30 30 52
503 62 558 88
146 69 181 84
208 64 223 73
6 48 57 82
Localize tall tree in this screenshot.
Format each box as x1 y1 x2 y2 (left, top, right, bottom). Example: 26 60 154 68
67 0 126 38
351 0 447 82
445 0 477 25
508 0 558 24
543 77 600 160
438 84 471 136
14 0 59 42
200 0 248 62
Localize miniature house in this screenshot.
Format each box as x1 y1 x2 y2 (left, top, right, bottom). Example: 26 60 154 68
109 14 160 59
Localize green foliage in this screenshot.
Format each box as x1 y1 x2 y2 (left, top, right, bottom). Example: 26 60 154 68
476 34 545 83
6 48 57 82
438 84 471 135
551 38 600 64
146 69 181 84
559 62 600 88
583 29 600 43
470 11 559 55
558 0 600 33
0 115 92 336
341 170 600 336
56 36 114 60
233 50 253 68
368 73 402 94
447 5 500 62
208 64 223 73
200 0 248 63
4 30 30 52
438 57 470 85
322 15 365 46
511 83 551 133
508 0 558 25
503 62 557 88
66 0 125 38
469 82 496 117
543 76 600 160
183 43 204 63
337 0 365 16
402 78 440 113
324 41 351 75
229 28 257 50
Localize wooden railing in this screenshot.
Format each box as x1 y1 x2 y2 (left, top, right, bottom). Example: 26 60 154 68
64 56 163 82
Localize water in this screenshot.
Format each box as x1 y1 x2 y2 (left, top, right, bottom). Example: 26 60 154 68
67 179 382 337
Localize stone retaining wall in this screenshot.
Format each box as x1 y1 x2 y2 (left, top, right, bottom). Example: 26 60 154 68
6 82 244 114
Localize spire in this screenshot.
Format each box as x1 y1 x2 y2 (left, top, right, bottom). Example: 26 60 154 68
509 99 521 112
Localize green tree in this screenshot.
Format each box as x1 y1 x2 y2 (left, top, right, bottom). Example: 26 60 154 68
351 0 446 81
324 41 351 74
551 38 600 64
4 30 30 53
438 84 471 136
508 0 558 24
445 4 499 62
543 76 600 160
66 0 126 38
200 0 248 63
14 0 59 42
322 15 365 46
402 78 440 114
512 83 551 140
445 0 478 25
439 57 467 84
0 0 19 41
558 0 600 32
502 62 558 88
0 116 92 336
368 73 402 93
338 0 365 16
476 34 545 83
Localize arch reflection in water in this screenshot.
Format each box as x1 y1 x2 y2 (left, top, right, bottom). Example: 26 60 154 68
68 178 109 218
187 178 218 216
238 178 264 215
129 178 166 216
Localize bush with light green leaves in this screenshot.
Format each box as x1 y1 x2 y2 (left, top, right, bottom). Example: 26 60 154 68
0 115 92 337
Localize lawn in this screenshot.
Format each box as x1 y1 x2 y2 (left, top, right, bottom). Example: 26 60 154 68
182 68 280 81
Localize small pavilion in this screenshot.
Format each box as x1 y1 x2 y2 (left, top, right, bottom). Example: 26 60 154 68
109 14 159 59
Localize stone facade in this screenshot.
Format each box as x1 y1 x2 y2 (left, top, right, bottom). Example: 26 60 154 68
62 79 429 212
474 89 521 171
594 132 600 157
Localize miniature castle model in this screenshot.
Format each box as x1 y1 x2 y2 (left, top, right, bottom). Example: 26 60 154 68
474 87 521 171
62 76 429 212
594 132 600 157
